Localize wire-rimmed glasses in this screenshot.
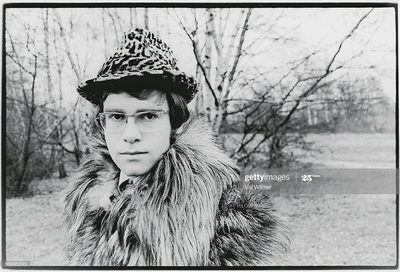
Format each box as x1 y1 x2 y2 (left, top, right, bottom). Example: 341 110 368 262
98 110 169 132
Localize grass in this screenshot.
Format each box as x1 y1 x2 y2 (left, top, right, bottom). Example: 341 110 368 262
275 194 396 266
4 133 397 267
303 133 396 168
5 189 67 266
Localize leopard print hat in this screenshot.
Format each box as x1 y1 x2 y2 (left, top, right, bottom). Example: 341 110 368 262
77 28 200 105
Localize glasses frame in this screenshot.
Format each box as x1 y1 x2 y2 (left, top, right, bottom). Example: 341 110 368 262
98 110 169 132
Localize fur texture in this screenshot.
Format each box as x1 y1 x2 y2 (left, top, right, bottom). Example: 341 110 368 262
62 117 291 266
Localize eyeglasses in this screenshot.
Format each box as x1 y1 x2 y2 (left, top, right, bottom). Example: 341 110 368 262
98 110 169 132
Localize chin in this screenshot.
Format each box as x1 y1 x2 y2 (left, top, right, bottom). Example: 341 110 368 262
120 163 153 177
115 156 161 177
122 168 151 177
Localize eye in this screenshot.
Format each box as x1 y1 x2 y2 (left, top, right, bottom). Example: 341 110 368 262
108 113 126 122
138 112 159 121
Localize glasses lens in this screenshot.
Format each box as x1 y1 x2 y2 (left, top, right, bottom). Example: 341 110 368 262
101 113 126 131
135 111 164 132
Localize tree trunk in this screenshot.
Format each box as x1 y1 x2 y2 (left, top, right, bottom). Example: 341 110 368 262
212 8 252 134
15 82 36 195
58 148 67 178
15 133 32 195
102 8 108 59
203 11 213 122
144 8 149 29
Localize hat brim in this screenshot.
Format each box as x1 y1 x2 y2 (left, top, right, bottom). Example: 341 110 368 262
77 70 199 105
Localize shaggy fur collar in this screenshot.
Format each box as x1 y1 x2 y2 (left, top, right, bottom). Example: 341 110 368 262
62 117 290 266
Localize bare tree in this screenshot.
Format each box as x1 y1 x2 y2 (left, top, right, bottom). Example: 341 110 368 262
5 7 394 196
5 9 55 195
176 8 252 133
174 7 389 169
224 9 382 168
5 8 88 196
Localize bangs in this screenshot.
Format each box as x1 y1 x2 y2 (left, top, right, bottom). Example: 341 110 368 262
133 89 167 104
99 88 166 111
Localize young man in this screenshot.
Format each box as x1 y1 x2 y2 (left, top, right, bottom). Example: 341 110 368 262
62 28 290 266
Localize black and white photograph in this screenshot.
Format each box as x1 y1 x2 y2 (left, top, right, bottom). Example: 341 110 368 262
2 3 398 268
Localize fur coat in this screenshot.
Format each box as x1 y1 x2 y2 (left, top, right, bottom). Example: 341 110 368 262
62 117 291 266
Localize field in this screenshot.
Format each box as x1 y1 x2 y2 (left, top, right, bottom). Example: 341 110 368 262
4 133 397 267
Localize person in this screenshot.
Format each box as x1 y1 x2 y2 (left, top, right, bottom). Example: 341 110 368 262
62 28 290 266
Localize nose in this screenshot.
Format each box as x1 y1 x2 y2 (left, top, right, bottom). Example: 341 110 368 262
122 117 142 143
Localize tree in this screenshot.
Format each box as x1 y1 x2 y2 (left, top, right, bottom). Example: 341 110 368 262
175 7 392 169
5 8 86 196
176 8 252 133
4 7 394 196
6 9 51 195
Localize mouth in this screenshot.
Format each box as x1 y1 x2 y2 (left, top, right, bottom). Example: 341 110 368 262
120 151 148 156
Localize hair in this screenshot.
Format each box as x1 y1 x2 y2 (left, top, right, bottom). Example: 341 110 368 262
94 87 190 140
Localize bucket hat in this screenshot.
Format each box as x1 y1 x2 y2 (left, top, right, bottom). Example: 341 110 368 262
77 28 199 105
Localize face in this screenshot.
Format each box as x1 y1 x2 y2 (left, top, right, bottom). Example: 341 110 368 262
103 92 171 177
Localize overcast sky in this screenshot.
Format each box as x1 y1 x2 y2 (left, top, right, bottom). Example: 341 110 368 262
5 5 397 103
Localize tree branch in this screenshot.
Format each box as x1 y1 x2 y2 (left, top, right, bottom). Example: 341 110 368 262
179 23 219 107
